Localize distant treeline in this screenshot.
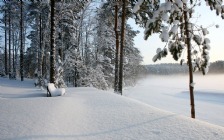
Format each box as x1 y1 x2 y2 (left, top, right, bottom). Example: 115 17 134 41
145 61 224 75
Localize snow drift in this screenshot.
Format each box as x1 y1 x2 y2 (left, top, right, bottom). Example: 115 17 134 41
0 77 224 140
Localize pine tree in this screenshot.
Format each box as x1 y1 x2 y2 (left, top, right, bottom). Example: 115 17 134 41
94 1 142 90
133 0 211 118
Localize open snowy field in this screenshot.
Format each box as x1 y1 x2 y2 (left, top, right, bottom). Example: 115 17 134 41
1 76 224 140
124 74 224 127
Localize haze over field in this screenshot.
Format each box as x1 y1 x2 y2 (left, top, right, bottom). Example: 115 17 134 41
124 74 224 126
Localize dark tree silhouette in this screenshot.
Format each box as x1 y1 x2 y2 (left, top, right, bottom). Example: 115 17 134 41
114 2 119 93
20 0 24 81
118 0 126 95
50 0 56 85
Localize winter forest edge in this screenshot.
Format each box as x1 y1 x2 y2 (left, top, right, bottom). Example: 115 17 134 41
0 0 146 92
0 0 224 118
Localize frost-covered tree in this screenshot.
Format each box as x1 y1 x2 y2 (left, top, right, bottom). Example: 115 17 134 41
133 0 212 118
1 1 28 79
2 2 8 76
204 0 224 18
95 3 116 89
55 55 66 88
124 25 142 86
27 1 50 87
0 0 144 92
94 1 143 91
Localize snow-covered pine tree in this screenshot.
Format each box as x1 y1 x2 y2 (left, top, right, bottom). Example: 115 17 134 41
94 1 143 91
2 2 8 76
123 25 142 86
27 1 50 87
204 0 224 18
133 0 211 118
55 55 66 88
95 3 116 88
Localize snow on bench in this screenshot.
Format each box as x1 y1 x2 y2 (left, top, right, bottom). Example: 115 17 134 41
47 83 65 97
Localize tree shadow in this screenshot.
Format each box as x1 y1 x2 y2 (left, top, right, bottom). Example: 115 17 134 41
5 114 176 140
175 90 224 104
0 92 46 99
0 77 35 88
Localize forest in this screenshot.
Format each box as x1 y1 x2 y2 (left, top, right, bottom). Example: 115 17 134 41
146 61 224 75
0 0 223 119
0 0 146 93
1 0 224 139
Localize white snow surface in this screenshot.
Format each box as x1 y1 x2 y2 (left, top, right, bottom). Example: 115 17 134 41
1 77 224 140
124 74 224 127
48 83 65 96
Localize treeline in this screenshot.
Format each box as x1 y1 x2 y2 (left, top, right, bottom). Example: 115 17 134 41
145 61 224 75
0 1 144 91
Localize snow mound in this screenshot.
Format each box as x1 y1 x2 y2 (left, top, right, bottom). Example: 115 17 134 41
48 83 65 96
1 78 224 139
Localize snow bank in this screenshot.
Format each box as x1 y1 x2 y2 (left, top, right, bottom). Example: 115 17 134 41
48 83 65 96
124 75 224 127
1 78 224 140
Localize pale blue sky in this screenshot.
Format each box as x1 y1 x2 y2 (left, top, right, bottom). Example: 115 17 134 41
129 2 224 65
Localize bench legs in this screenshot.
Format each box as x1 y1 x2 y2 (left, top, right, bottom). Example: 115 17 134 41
47 87 51 97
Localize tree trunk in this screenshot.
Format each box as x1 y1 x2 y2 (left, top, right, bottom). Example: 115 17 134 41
183 5 195 119
85 26 88 65
74 64 78 87
50 0 56 85
8 4 11 79
4 10 8 75
12 25 15 76
20 0 24 81
38 13 43 86
114 4 119 93
118 0 126 95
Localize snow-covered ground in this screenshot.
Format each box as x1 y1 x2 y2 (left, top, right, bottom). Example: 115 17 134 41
124 74 224 127
1 76 224 140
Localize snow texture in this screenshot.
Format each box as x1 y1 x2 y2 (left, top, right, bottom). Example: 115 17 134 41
48 83 65 96
132 0 144 13
190 82 196 87
160 26 169 42
1 77 224 140
124 75 224 127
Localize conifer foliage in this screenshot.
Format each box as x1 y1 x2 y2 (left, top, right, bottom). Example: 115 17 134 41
0 0 143 92
133 0 213 118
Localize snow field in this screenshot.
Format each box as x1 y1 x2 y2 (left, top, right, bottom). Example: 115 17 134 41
124 74 224 127
0 77 224 140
